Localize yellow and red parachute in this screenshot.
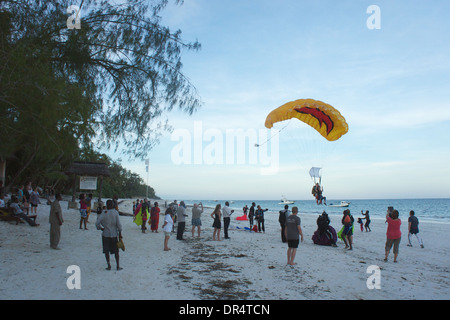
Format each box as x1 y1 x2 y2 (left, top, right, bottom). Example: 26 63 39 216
265 99 348 141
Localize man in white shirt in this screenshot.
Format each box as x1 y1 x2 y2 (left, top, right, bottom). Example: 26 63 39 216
222 201 234 239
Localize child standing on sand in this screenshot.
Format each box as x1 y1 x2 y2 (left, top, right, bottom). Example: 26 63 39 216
79 194 88 230
357 218 364 232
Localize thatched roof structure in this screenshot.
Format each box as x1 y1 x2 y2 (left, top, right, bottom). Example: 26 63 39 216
65 161 110 177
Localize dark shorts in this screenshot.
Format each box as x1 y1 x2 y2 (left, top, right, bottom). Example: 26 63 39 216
80 209 87 218
342 225 353 236
102 236 118 254
288 239 299 248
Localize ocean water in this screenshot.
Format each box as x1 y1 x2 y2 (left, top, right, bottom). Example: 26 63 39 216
180 198 450 223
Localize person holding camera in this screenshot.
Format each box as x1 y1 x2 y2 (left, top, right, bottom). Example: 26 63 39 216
384 208 401 263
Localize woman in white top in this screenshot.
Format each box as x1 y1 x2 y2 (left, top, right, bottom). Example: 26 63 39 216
163 207 174 251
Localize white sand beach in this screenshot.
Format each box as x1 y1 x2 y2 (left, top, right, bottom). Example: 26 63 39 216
0 199 449 300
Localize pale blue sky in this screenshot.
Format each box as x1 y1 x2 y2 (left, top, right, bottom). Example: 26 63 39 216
116 0 450 200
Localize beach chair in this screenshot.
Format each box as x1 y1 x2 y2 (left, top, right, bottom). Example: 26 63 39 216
0 208 37 225
0 208 23 225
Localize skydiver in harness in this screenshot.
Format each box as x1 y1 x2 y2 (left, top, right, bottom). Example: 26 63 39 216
312 182 327 205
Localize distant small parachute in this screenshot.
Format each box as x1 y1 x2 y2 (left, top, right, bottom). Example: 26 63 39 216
264 99 348 141
309 167 322 184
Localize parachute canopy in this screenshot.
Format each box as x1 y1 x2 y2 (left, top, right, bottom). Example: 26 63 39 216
309 167 322 185
264 99 348 141
309 167 322 179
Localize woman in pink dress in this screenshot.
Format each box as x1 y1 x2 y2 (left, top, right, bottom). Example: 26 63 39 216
150 202 160 232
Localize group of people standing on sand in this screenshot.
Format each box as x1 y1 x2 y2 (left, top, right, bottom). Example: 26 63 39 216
0 181 43 226
384 206 424 263
244 202 269 233
4 188 427 271
92 198 428 270
131 199 191 251
46 193 124 271
159 200 234 251
277 204 425 266
131 199 426 266
140 200 271 251
132 198 161 233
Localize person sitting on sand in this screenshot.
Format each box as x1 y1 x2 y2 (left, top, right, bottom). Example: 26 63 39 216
9 195 39 226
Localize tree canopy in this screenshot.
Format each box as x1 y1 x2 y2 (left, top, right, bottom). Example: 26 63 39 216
0 0 201 194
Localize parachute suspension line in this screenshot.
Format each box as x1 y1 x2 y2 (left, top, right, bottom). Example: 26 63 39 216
254 120 291 148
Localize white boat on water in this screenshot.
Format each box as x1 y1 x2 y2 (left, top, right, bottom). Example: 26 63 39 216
278 196 295 205
328 201 351 207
